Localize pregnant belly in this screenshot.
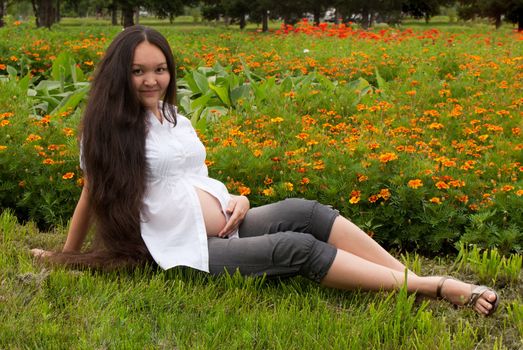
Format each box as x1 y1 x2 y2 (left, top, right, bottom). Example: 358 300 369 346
195 187 226 237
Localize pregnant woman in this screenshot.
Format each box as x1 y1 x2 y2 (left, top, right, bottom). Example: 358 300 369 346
32 25 499 317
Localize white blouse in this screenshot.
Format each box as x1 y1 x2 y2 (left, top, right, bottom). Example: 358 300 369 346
140 110 237 272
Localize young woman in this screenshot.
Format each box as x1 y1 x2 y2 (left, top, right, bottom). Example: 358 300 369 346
31 25 499 316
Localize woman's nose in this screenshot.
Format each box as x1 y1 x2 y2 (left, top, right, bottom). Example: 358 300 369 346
143 75 157 86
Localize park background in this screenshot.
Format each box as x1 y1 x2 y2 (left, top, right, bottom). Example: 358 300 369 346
0 0 522 348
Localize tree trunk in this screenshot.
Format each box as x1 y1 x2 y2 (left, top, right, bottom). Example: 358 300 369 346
519 11 523 32
494 14 501 29
110 2 117 25
262 10 268 32
33 0 56 28
122 5 134 27
55 0 60 23
134 7 139 24
0 0 5 28
239 13 246 30
425 13 430 24
361 8 369 29
313 7 320 26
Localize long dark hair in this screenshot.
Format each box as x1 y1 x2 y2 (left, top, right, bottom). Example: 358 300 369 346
53 26 177 269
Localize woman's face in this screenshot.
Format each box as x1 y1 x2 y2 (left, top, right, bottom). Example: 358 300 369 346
131 41 170 116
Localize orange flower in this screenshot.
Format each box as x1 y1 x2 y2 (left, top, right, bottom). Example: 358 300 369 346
0 64 6 70
205 160 215 167
429 197 442 204
284 182 294 191
435 181 449 190
264 177 273 185
516 190 523 196
62 172 75 180
406 90 416 96
501 185 514 192
10 56 18 62
62 128 74 136
407 179 423 189
26 134 42 142
368 195 379 203
0 145 7 151
42 158 54 165
238 186 251 196
379 188 391 200
262 187 274 197
300 177 310 185
378 152 398 163
253 149 263 157
0 120 9 127
456 195 469 204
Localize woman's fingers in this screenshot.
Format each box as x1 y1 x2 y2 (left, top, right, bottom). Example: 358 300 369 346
30 248 52 258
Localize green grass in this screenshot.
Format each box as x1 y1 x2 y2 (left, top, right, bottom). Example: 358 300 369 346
1 210 521 349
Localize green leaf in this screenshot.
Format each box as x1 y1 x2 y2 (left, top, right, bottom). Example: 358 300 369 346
375 68 388 95
208 82 231 107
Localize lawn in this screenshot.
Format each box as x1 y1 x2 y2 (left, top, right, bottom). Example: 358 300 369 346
0 18 522 349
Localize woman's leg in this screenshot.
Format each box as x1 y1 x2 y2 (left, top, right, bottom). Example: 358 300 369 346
327 216 415 275
321 248 498 316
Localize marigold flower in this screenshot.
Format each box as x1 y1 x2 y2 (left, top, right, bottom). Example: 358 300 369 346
456 195 469 204
0 64 6 70
205 160 215 167
253 149 262 157
238 186 251 196
435 181 449 190
84 61 94 66
300 177 310 185
26 134 42 142
378 152 398 163
262 187 274 197
270 117 284 123
501 185 514 192
368 195 379 203
62 172 75 180
42 158 54 165
379 188 391 200
406 90 416 96
10 56 18 62
349 196 360 204
284 182 294 191
516 190 523 196
429 197 442 204
264 177 273 185
0 120 10 127
407 179 423 189
0 145 7 151
62 128 74 137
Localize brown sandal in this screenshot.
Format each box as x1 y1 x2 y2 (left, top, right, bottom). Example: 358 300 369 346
436 277 500 316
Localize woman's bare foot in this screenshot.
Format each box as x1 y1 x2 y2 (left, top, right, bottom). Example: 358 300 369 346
436 277 499 316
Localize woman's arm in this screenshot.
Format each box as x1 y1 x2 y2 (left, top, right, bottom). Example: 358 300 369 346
62 180 92 252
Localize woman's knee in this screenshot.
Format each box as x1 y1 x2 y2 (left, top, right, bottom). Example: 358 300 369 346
271 232 337 283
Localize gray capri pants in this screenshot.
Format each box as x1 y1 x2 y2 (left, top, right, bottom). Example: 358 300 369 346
207 198 340 283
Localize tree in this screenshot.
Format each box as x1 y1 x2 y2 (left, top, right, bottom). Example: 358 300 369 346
31 0 58 28
458 0 509 29
506 0 523 31
402 0 449 23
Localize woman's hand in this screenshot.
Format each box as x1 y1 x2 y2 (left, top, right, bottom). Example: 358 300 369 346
218 195 250 238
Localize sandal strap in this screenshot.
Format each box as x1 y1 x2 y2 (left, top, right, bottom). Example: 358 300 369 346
467 285 490 307
436 277 450 300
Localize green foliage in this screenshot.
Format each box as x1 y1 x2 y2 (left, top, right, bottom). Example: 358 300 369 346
454 243 522 285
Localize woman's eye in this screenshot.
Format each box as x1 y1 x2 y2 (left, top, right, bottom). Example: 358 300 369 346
156 67 167 73
132 69 142 75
